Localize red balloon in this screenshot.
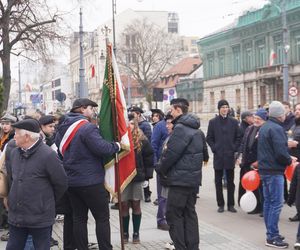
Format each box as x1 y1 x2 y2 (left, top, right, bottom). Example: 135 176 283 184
285 164 296 182
241 170 260 191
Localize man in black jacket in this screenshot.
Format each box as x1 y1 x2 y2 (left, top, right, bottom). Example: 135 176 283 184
6 119 67 250
156 98 205 250
206 99 242 213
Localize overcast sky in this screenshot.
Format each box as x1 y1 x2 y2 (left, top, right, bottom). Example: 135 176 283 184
61 0 269 37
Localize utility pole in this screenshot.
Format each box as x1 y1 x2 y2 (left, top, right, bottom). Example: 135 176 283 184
79 7 87 98
18 61 22 104
282 0 289 102
112 0 117 54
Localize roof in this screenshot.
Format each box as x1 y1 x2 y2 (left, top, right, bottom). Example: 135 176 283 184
161 56 202 77
120 75 139 88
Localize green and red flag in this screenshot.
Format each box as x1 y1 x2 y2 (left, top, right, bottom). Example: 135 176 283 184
99 43 136 196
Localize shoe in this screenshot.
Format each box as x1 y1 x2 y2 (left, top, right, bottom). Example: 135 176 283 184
259 213 264 217
132 232 140 244
110 203 119 210
123 232 129 244
278 235 285 241
228 206 237 213
157 223 170 231
153 199 158 206
217 206 224 213
289 214 300 222
0 232 9 241
165 242 175 249
145 196 151 203
265 238 289 248
247 209 260 215
50 237 59 247
88 243 98 249
294 241 300 249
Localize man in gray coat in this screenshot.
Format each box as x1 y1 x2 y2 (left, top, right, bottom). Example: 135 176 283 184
5 119 67 250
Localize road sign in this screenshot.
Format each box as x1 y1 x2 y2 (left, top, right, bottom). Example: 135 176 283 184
289 86 298 97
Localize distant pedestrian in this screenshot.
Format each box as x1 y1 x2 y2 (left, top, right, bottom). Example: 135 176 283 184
206 99 241 213
258 101 296 249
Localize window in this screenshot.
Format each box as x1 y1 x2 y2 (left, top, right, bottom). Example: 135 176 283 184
220 90 225 99
275 40 283 64
236 89 241 106
126 35 130 46
257 45 265 67
232 46 241 73
245 47 252 71
210 92 215 112
248 87 253 109
131 53 137 64
260 86 266 107
207 54 214 77
218 54 225 76
296 37 300 62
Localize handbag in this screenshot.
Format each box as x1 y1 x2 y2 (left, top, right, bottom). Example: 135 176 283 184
0 147 8 198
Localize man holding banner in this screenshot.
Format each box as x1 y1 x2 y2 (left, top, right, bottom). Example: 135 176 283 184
55 98 121 250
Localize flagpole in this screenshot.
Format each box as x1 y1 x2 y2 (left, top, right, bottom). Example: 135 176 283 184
104 27 125 250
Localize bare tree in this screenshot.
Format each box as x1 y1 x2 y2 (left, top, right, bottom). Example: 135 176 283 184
117 18 180 107
0 0 65 113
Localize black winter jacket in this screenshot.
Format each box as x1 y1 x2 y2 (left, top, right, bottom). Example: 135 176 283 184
206 115 241 169
287 164 300 211
132 138 154 182
156 114 204 188
258 117 292 175
7 139 67 228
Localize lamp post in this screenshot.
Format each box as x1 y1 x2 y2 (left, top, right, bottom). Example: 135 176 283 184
112 0 117 54
79 7 87 98
282 0 289 102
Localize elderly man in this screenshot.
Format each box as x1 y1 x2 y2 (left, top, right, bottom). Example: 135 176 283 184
5 119 67 250
258 101 296 249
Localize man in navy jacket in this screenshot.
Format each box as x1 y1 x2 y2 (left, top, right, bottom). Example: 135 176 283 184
258 101 296 249
55 98 120 250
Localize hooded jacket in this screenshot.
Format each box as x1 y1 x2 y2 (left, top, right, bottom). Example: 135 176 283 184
55 112 119 187
156 114 205 187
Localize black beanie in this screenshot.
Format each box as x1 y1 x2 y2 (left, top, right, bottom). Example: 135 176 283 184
217 99 229 110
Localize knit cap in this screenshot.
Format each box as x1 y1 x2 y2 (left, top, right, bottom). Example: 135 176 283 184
269 101 285 118
255 108 268 121
217 99 229 110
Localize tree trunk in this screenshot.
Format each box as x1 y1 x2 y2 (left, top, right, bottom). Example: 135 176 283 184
1 54 11 114
1 18 12 114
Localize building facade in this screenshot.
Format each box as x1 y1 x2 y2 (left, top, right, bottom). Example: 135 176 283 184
198 1 300 117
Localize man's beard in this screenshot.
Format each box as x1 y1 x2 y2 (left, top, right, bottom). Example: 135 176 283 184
295 116 300 125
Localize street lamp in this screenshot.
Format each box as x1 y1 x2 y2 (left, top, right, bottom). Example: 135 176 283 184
282 0 289 102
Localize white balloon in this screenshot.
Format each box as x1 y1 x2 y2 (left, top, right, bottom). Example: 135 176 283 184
240 191 257 213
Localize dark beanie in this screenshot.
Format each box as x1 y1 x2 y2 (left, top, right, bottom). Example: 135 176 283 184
217 99 229 110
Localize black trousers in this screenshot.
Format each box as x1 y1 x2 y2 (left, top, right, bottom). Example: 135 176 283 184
166 186 199 250
215 169 235 208
56 192 76 250
68 183 112 250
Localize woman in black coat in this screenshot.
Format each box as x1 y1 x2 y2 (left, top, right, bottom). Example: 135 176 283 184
121 118 154 244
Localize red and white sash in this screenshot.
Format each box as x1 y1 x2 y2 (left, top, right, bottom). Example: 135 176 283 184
59 119 88 156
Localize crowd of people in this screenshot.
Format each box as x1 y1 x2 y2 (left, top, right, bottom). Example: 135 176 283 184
0 97 298 250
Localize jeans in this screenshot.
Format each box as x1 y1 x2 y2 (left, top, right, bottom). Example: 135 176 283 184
166 186 199 250
215 169 235 207
261 174 284 240
156 175 167 225
6 225 51 250
24 235 34 250
68 183 112 250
